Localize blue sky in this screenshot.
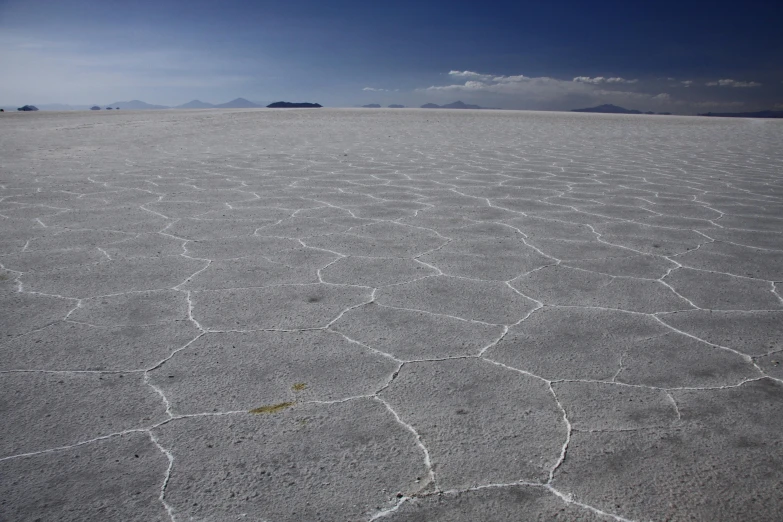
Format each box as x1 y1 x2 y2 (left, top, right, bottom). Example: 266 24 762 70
1 0 781 112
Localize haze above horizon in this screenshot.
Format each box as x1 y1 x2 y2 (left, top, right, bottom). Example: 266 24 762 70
1 0 781 114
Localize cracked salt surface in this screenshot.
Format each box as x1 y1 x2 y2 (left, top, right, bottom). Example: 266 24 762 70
1 108 782 521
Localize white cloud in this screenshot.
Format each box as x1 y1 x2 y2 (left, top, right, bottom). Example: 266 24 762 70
492 74 531 83
421 72 665 112
572 76 603 84
448 70 495 81
426 80 494 92
592 89 650 100
362 87 389 92
420 69 770 113
573 76 638 84
607 77 638 84
706 79 762 88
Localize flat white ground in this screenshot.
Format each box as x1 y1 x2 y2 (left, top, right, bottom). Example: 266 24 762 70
1 108 782 521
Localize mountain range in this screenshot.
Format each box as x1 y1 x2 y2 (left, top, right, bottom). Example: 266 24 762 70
571 104 672 115
420 100 498 109
175 99 216 109
0 98 269 111
266 102 322 108
697 110 783 118
107 100 170 110
572 104 643 114
213 98 264 109
172 98 264 109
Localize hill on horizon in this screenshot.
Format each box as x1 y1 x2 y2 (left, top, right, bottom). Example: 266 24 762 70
267 101 322 108
420 100 496 110
2 98 275 110
108 100 170 110
213 98 262 109
572 104 643 114
698 110 783 118
175 99 216 109
571 104 680 115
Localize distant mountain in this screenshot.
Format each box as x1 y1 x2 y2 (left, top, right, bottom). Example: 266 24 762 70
36 103 91 111
442 100 483 109
266 102 322 108
176 99 215 109
108 100 169 110
361 104 381 108
388 104 405 108
420 100 494 109
571 104 642 114
697 110 783 118
17 105 39 111
214 98 262 109
1 103 107 111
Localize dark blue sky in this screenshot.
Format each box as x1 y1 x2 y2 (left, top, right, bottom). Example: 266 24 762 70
1 0 780 112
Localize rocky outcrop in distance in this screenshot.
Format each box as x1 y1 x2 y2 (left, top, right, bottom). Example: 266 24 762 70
175 100 216 109
108 100 169 110
266 102 322 108
5 99 272 111
571 104 673 115
698 110 783 118
572 104 642 114
213 98 262 109
420 101 497 110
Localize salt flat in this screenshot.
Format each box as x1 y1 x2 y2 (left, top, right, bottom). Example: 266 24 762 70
1 108 782 521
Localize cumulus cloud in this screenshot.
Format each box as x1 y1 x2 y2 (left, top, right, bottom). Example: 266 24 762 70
573 76 638 84
592 89 650 100
706 79 762 88
419 69 776 113
426 80 486 91
607 77 639 84
425 75 589 99
448 70 495 81
415 67 783 114
492 74 531 83
362 87 389 92
422 71 665 110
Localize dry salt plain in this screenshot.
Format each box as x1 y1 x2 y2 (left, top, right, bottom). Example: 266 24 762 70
1 108 782 522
